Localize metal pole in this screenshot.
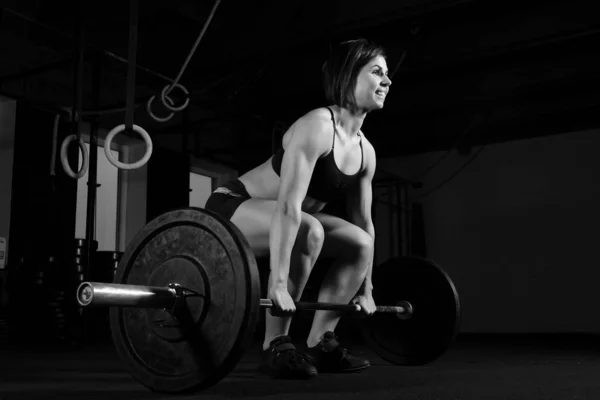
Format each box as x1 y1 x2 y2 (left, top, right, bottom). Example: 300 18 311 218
69 13 95 279
69 5 89 346
85 57 102 274
71 19 84 131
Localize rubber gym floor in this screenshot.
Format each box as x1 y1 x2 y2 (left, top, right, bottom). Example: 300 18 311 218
1 333 600 400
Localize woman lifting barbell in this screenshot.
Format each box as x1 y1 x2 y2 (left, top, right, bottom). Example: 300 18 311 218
205 38 391 379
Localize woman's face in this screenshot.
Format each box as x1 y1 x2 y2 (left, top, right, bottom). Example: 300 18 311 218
353 55 391 111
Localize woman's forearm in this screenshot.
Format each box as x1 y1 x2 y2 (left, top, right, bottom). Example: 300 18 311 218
269 208 302 288
363 223 376 292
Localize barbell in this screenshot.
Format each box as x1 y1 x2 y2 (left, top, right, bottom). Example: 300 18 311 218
76 207 461 394
77 282 413 316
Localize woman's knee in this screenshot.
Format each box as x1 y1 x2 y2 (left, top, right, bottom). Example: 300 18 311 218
348 229 374 264
297 217 325 258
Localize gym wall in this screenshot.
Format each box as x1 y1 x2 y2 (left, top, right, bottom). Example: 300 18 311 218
378 128 600 334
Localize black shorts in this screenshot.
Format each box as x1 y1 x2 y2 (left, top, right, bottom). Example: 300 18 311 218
205 179 251 220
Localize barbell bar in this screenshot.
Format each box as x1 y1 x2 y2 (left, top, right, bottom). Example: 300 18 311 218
76 281 413 317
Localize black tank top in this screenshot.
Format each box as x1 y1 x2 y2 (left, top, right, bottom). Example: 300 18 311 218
271 107 364 202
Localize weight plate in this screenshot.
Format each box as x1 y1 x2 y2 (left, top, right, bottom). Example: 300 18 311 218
362 256 460 366
110 207 261 393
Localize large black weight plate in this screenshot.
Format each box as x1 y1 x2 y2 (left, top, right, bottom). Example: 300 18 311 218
362 256 460 365
109 207 261 393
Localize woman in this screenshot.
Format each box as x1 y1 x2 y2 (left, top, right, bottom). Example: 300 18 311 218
205 38 391 379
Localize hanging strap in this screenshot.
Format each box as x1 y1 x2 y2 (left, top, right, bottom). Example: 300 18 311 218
125 0 139 131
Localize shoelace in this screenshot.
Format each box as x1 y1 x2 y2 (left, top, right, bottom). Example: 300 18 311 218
332 345 350 361
279 349 309 368
272 343 308 367
324 334 351 360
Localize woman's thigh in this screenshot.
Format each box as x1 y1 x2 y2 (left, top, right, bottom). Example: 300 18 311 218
230 199 322 259
312 212 373 261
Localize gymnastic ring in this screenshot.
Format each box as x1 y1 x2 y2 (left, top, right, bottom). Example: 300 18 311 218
160 83 190 112
146 95 175 123
60 134 89 179
104 124 153 170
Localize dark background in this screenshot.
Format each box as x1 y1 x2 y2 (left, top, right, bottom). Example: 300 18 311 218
1 0 598 171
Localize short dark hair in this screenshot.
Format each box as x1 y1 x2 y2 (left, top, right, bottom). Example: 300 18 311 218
322 38 387 109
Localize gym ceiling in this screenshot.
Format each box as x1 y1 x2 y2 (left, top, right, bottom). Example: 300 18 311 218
1 0 598 171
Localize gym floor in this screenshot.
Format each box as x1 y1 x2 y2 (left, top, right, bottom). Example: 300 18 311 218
1 334 599 400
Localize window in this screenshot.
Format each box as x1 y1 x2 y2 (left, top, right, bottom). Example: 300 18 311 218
189 172 213 208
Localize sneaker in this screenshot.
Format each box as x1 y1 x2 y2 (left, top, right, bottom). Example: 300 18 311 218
258 335 318 379
303 331 370 373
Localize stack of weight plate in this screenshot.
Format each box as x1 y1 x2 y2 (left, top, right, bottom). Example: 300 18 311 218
46 288 67 342
73 239 98 286
71 239 97 345
32 256 69 345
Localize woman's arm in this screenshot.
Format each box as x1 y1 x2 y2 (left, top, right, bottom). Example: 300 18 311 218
270 112 330 289
346 137 377 292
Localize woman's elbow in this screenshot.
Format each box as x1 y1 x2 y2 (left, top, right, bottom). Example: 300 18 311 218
277 199 302 220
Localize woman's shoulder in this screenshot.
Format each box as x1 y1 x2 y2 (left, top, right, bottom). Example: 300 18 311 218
297 106 334 125
291 107 334 136
282 107 335 152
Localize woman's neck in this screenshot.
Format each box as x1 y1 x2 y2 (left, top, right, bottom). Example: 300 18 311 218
332 105 367 139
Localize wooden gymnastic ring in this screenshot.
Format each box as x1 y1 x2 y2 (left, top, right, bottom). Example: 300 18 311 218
103 124 153 170
60 134 89 179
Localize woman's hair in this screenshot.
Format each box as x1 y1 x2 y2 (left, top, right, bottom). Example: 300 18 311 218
322 38 387 109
